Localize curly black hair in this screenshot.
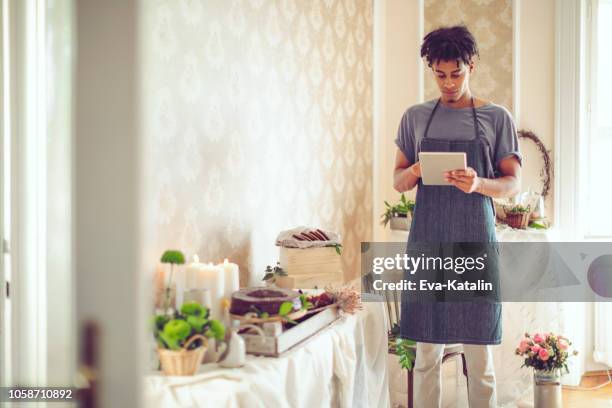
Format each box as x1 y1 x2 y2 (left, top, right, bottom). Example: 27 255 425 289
420 25 479 67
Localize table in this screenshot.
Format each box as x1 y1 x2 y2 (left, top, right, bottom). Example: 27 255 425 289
144 302 390 408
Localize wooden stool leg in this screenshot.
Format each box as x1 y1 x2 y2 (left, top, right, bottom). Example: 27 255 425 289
408 368 414 408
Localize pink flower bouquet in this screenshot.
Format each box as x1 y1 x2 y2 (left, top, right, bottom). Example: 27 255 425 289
515 332 578 373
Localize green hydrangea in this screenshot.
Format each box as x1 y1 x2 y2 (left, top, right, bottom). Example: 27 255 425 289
160 250 186 265
180 301 208 318
160 319 191 350
205 319 225 341
186 315 208 333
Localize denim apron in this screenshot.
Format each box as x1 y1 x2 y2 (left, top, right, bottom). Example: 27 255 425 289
400 98 502 345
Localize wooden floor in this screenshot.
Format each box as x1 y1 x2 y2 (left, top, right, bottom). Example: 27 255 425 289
563 375 612 407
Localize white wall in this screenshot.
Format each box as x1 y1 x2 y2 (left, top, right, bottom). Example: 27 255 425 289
518 0 556 218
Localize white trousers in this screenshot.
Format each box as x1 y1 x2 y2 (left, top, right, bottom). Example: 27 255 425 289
413 342 497 408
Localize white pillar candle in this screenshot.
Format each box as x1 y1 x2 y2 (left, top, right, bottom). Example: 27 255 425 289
200 262 225 319
219 258 240 300
183 288 212 309
185 255 225 319
185 255 205 291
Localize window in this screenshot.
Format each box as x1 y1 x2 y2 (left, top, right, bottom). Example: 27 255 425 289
584 0 612 237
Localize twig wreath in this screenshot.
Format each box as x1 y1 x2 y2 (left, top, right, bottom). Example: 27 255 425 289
517 129 553 198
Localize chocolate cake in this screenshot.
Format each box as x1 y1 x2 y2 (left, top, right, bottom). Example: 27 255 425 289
230 287 301 316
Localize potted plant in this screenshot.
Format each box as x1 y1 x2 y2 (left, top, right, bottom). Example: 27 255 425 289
515 332 578 407
503 204 531 229
381 194 415 231
262 262 288 285
160 250 186 314
153 301 225 376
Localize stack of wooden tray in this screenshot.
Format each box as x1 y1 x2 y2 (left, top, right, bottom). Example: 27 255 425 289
276 247 343 289
239 306 340 357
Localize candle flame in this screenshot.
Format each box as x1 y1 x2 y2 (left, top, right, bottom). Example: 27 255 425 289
193 254 199 263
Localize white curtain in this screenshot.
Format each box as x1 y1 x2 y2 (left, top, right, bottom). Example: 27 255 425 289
594 303 612 367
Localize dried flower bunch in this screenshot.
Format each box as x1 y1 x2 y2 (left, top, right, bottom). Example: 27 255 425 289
324 285 363 315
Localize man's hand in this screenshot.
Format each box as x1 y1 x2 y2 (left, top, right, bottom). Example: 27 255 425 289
444 167 482 194
409 162 422 178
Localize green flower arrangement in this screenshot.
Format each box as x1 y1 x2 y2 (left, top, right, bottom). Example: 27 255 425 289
153 301 225 351
160 250 186 314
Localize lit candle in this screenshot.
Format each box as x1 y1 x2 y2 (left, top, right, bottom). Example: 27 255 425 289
186 255 225 319
202 262 225 319
185 254 204 290
218 258 240 300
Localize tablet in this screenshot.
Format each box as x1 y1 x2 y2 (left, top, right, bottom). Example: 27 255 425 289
418 152 467 186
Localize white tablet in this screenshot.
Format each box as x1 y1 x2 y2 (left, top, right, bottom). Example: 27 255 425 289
418 152 467 186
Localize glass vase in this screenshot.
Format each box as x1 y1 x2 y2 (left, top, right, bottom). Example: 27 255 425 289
533 369 562 408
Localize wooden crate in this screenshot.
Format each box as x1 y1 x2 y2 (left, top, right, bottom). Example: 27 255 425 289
279 246 342 276
275 271 343 289
240 307 340 356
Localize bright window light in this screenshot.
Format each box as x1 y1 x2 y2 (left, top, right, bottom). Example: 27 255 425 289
586 0 612 237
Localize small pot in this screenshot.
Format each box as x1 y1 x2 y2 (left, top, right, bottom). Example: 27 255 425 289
390 213 412 231
158 334 208 376
533 369 562 408
505 211 531 229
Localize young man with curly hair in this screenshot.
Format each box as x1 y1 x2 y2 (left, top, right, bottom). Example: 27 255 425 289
394 25 522 407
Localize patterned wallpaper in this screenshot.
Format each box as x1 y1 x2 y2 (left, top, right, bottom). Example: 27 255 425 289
140 0 373 289
424 0 514 113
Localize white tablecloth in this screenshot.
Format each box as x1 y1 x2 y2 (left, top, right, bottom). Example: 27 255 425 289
144 302 390 408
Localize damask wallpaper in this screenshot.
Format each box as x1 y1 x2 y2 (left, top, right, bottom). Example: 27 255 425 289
424 0 514 113
140 0 373 288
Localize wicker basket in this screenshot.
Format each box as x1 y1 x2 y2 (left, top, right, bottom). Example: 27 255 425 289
158 334 208 376
505 211 531 229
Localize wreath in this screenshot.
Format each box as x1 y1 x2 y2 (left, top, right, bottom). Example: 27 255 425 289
517 129 553 198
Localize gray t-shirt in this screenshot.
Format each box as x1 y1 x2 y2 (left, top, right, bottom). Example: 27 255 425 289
395 99 522 176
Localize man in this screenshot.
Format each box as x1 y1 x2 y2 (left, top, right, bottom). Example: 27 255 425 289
394 25 521 407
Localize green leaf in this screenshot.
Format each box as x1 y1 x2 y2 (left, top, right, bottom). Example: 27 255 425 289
529 221 547 229
395 338 417 370
281 315 298 325
262 272 275 281
260 312 269 319
278 301 294 316
334 244 342 255
300 294 314 310
160 250 186 265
